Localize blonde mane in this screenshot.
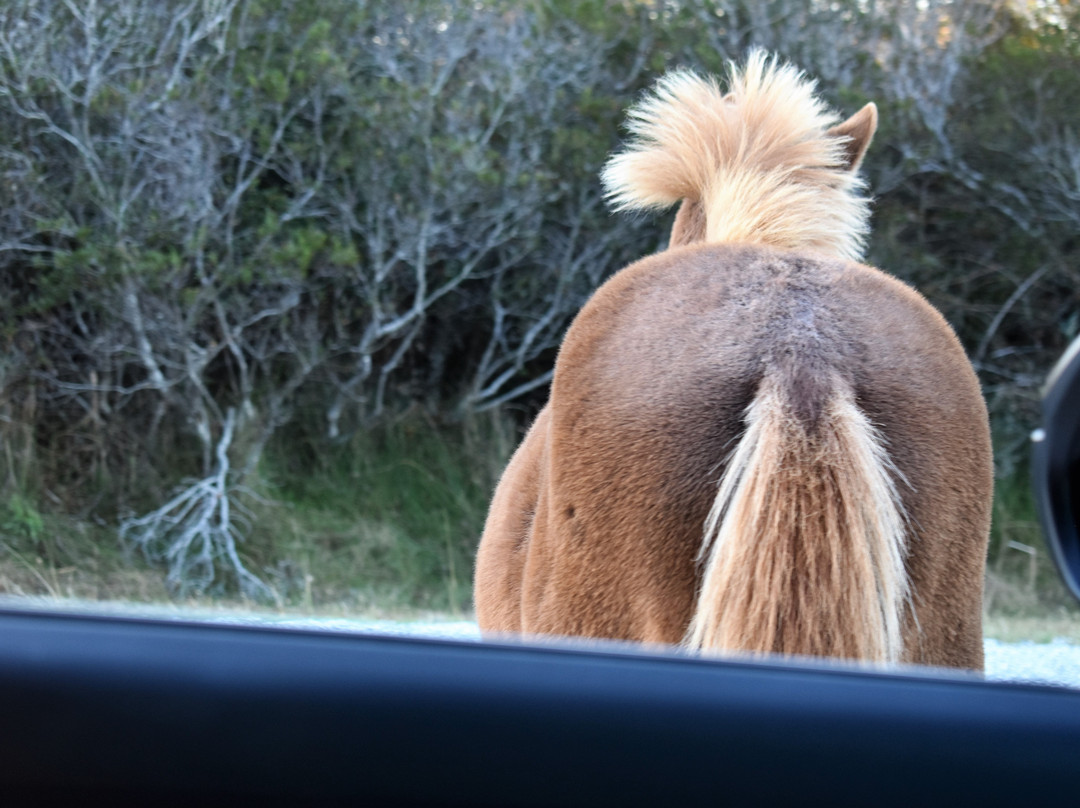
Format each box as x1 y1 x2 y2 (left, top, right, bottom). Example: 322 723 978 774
602 51 872 262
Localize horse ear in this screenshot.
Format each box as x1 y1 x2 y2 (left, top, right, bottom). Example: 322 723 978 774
827 102 877 172
669 199 707 247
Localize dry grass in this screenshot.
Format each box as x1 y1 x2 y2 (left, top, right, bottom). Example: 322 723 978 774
0 550 470 622
0 558 171 604
983 614 1080 643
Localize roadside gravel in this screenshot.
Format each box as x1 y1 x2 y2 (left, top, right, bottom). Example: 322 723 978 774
983 637 1080 688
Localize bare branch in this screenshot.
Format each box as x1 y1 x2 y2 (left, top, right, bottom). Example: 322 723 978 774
119 408 275 601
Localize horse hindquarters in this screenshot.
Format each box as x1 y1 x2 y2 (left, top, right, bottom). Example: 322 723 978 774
475 244 991 668
687 372 907 662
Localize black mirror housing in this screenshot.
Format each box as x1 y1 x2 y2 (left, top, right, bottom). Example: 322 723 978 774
1033 336 1080 602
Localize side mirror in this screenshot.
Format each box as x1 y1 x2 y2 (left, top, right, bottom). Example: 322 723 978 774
1033 336 1080 602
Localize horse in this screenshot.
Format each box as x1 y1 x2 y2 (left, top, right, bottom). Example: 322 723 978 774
473 52 993 670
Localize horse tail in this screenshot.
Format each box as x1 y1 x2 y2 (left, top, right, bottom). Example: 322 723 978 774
685 373 908 662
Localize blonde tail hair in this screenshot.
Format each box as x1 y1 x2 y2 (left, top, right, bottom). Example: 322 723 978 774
686 376 908 662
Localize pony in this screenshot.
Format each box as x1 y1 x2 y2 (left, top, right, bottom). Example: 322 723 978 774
473 52 993 669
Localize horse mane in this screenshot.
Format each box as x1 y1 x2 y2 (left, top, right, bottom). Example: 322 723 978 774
601 51 873 262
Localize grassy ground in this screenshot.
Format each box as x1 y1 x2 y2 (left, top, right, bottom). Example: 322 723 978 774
0 411 516 616
2 413 1078 642
980 467 1080 638
247 411 516 614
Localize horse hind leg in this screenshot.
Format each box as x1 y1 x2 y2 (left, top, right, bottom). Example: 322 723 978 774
474 407 551 634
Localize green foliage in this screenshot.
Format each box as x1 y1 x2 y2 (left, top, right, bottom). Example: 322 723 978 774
256 413 514 611
1 493 44 541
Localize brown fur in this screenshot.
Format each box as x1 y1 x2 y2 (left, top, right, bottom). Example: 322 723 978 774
474 53 992 669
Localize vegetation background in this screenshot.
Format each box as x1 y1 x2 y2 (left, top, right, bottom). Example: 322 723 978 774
0 0 1077 622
